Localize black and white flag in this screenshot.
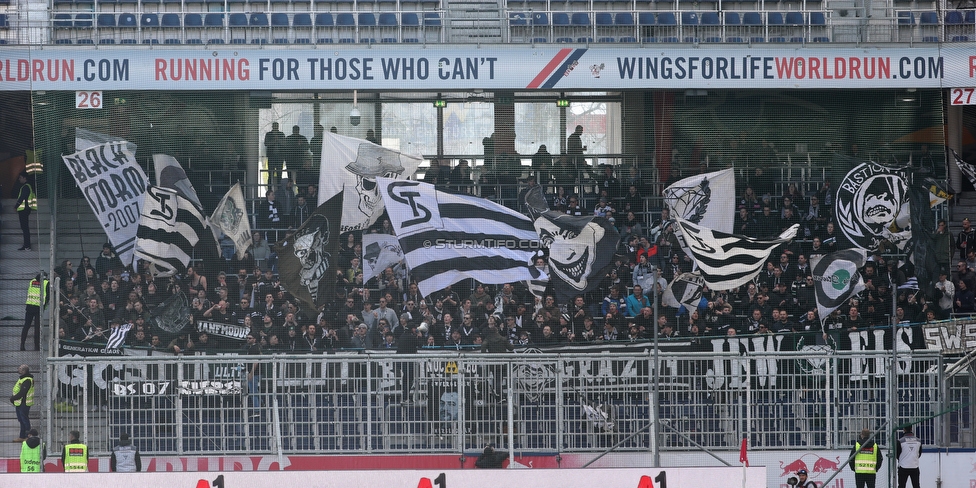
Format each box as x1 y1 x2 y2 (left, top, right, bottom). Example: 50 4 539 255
276 193 344 308
377 178 545 298
953 149 976 188
835 161 912 251
105 323 133 349
663 168 735 233
812 249 867 325
134 185 211 277
675 218 799 290
662 272 705 312
210 183 252 260
362 233 406 283
317 132 422 232
62 137 148 268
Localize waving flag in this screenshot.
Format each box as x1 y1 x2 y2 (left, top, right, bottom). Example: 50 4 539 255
62 138 147 268
378 178 544 298
210 183 252 260
276 193 344 308
134 185 211 277
362 233 406 283
812 249 867 324
664 168 735 233
662 272 705 312
317 132 422 232
953 149 976 187
676 218 799 290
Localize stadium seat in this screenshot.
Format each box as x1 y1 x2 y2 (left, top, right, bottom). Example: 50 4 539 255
656 12 677 42
229 12 248 43
401 12 419 42
293 13 311 43
919 11 939 41
637 11 655 42
336 13 355 43
315 12 334 43
271 13 289 43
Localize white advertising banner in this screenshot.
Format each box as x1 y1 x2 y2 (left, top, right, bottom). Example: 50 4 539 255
0 46 974 90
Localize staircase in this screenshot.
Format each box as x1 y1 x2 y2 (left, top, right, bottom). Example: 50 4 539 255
0 198 45 459
445 0 504 43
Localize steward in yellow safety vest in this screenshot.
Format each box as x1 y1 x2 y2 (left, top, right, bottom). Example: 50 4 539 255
22 273 48 351
10 364 34 442
848 428 882 486
62 430 88 472
20 429 45 472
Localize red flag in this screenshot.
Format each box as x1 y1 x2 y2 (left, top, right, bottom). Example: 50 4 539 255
739 436 749 467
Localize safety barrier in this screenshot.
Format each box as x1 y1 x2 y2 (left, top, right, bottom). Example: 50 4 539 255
46 347 946 458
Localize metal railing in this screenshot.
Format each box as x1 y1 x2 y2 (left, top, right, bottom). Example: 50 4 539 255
46 349 947 458
0 3 973 45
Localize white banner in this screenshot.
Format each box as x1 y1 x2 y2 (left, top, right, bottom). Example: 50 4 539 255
61 140 148 267
0 47 971 90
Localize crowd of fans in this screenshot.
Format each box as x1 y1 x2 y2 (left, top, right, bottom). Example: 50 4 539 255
52 163 963 356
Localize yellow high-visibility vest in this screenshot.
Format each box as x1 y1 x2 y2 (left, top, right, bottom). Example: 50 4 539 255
853 441 880 474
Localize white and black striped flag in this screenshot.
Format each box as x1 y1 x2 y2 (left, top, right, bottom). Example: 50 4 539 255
134 185 212 277
105 323 132 349
812 249 867 324
675 218 799 290
377 178 546 298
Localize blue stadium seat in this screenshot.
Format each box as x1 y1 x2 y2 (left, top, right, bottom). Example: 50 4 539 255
185 13 202 27
315 12 334 43
97 13 115 28
701 12 719 25
250 13 269 26
54 13 73 29
509 12 527 26
785 12 804 25
72 13 91 31
271 13 289 43
767 12 784 25
160 11 180 44
204 13 223 27
946 10 964 25
681 12 698 25
571 12 590 26
656 12 677 42
401 12 419 42
336 12 355 43
229 13 248 27
423 12 440 26
140 12 158 39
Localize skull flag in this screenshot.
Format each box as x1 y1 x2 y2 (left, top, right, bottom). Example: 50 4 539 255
317 132 423 233
276 192 344 309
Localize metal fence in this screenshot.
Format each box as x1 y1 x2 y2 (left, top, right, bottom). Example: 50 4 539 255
45 349 949 458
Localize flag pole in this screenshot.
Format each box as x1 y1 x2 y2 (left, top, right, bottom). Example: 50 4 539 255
739 435 749 488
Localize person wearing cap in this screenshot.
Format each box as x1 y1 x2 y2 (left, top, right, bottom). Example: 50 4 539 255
19 428 45 472
849 428 882 488
110 432 141 472
15 171 36 251
10 365 34 442
896 425 922 488
793 469 815 488
61 431 88 472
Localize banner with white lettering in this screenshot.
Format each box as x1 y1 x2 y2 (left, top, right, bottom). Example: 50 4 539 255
922 318 976 354
196 320 250 342
61 140 148 267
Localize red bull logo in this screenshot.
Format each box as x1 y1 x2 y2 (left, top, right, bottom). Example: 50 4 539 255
779 458 808 477
813 456 841 474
